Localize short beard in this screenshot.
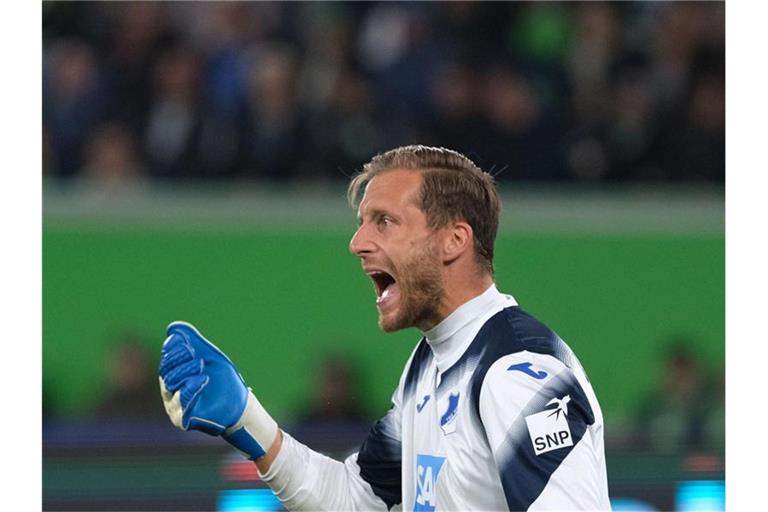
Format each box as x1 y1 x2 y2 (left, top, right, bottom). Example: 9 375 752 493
379 241 444 332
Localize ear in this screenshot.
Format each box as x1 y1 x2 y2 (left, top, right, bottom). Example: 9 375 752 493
441 222 473 264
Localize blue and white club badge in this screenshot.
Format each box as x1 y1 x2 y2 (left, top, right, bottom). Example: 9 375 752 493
439 392 460 435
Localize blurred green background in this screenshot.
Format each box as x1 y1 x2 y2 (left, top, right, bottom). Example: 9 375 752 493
43 185 724 424
41 1 726 509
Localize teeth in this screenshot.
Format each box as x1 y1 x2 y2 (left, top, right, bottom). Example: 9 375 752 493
377 287 390 304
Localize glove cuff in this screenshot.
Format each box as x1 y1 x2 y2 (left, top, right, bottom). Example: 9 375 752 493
223 390 279 460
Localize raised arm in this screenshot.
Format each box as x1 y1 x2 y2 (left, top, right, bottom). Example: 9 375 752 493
158 321 398 511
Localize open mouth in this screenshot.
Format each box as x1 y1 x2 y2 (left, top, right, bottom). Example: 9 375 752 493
369 271 397 303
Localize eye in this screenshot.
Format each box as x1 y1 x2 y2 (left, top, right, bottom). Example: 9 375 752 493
376 215 392 230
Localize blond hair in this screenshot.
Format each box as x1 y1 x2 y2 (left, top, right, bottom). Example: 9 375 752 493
348 145 500 274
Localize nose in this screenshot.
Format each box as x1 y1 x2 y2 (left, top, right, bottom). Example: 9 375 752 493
349 224 375 257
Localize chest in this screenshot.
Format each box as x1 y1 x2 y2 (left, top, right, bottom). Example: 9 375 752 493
400 364 504 510
405 366 477 454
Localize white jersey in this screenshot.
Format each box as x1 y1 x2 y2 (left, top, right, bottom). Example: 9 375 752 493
262 285 611 511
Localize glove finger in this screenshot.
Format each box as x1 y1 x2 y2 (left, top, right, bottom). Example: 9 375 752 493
161 358 204 391
167 322 236 368
159 336 195 375
159 373 207 429
179 373 209 428
161 331 191 351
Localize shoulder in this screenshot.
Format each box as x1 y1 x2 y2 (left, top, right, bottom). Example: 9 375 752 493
473 305 573 363
479 351 574 416
465 306 588 416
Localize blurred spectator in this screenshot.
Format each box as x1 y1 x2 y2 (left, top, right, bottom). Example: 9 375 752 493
478 65 567 180
658 72 725 182
241 44 307 179
43 39 109 178
563 2 618 181
631 339 724 454
193 2 264 178
291 354 371 456
42 1 725 185
426 61 487 160
568 2 618 126
358 2 442 143
82 121 145 189
93 333 165 420
102 1 170 131
507 2 572 110
143 43 205 178
304 66 386 180
604 60 660 182
700 366 725 452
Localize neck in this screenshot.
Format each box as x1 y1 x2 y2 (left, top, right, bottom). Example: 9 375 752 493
417 270 494 331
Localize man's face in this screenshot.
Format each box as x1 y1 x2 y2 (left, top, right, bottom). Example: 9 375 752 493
349 169 444 332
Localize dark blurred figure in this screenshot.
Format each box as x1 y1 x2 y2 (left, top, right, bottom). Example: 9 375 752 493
477 65 567 180
94 333 165 420
304 66 385 180
191 2 255 179
43 39 109 178
658 72 725 183
102 1 172 133
41 1 725 185
563 2 619 182
506 2 572 111
143 43 206 178
604 60 661 182
358 2 443 143
426 61 486 160
701 366 725 452
291 354 371 457
241 44 308 179
632 339 724 454
82 121 145 189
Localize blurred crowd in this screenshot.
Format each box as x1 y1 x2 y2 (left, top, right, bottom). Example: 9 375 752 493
43 328 723 457
43 1 725 185
630 338 724 454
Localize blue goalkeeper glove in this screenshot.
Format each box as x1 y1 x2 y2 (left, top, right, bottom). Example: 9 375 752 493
158 321 278 460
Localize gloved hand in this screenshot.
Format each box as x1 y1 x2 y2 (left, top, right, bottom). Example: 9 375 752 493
159 321 278 460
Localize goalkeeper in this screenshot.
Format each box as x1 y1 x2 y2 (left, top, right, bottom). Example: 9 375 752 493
159 145 611 510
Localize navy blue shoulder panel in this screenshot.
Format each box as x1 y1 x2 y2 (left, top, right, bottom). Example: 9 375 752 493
459 306 588 422
456 306 597 509
357 405 403 510
402 337 432 399
357 338 431 510
497 369 595 510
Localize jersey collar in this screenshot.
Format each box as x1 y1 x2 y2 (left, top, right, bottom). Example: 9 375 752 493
423 283 517 374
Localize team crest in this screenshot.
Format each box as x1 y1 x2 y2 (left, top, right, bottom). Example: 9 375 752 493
439 392 460 435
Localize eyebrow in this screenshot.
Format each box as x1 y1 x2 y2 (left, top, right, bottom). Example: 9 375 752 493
357 207 398 226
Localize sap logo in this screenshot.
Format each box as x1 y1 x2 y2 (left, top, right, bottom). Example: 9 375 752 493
508 362 548 380
416 394 430 413
415 454 446 511
524 395 573 456
439 392 460 435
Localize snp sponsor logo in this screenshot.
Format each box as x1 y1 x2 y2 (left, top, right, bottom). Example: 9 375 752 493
415 454 446 511
525 395 573 456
